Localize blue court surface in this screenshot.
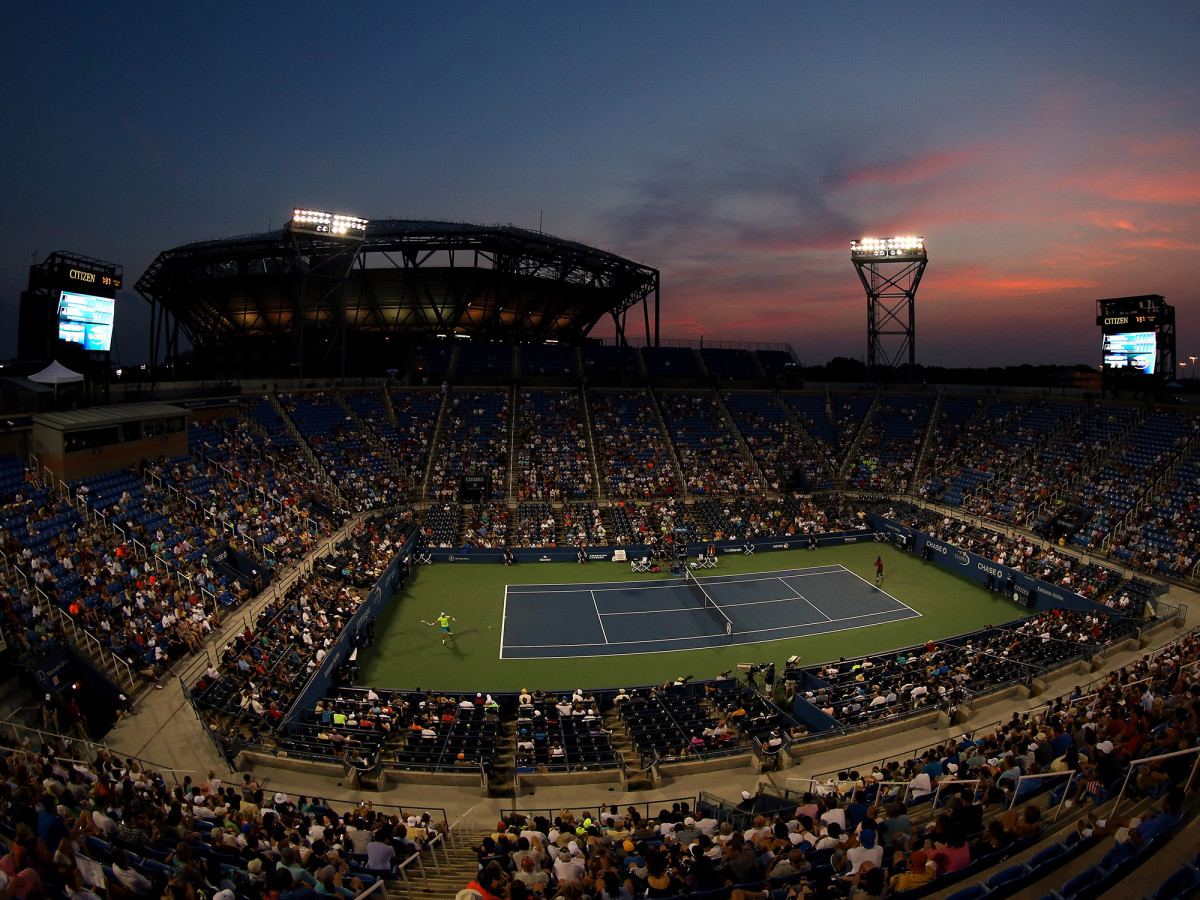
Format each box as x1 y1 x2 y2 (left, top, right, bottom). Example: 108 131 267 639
500 564 920 659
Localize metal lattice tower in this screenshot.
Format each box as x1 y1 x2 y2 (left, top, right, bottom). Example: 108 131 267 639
851 237 928 380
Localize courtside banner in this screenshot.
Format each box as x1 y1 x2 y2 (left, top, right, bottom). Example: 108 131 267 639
865 513 1116 617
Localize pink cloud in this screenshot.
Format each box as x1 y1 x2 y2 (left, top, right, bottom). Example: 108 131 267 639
838 145 991 189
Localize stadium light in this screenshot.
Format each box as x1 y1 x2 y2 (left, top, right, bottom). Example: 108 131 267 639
288 207 369 239
851 236 926 261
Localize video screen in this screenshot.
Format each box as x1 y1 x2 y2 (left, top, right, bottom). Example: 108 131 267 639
1102 331 1157 375
57 291 115 352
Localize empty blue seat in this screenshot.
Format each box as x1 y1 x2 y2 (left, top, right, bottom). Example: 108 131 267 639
1059 865 1104 900
1145 864 1200 900
945 884 991 900
985 862 1032 891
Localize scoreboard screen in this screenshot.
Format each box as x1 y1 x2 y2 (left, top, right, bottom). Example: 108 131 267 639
57 291 115 352
1102 331 1157 376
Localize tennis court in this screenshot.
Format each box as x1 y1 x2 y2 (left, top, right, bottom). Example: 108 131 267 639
499 563 920 659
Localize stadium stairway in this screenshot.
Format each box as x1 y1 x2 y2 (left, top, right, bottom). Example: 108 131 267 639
487 719 517 797
423 827 494 900
334 389 406 476
579 389 606 504
419 391 453 501
711 389 771 497
604 707 638 762
776 390 842 490
837 392 880 482
909 392 946 492
268 393 343 501
645 386 688 496
381 389 400 426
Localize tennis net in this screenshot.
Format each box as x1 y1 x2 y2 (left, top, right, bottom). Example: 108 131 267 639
684 568 734 640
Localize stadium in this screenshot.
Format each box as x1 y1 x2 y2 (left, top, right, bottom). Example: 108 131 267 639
3 213 1199 900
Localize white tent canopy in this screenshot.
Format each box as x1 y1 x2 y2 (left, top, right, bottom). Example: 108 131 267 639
28 360 85 385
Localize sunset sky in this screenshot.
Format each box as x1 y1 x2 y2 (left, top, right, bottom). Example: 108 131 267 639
2 2 1198 369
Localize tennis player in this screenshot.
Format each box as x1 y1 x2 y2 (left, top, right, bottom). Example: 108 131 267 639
435 611 456 645
874 556 884 585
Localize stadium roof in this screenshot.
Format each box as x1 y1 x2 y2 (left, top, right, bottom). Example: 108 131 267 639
33 402 184 430
136 219 660 351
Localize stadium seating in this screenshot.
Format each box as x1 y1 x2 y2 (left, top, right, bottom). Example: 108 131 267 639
657 391 762 496
589 390 679 499
427 389 510 502
514 389 592 500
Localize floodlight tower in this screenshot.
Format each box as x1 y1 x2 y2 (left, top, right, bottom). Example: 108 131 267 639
851 236 928 382
286 207 370 379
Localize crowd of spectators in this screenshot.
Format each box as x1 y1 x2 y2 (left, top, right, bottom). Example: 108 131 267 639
871 499 1134 606
656 393 763 497
460 622 1199 900
722 393 823 493
276 393 401 511
512 503 557 549
192 573 362 741
589 393 678 500
843 396 934 495
323 512 415 589
428 391 510 503
0 731 448 900
691 496 861 544
466 502 510 549
562 503 608 547
514 391 593 502
802 606 1134 729
3 474 221 679
515 688 618 772
466 787 1045 900
181 418 346 566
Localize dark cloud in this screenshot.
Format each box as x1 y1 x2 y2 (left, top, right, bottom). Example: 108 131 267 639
598 133 862 261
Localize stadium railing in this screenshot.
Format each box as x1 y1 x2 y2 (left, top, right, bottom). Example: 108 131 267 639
1006 770 1075 810
0 718 195 787
32 584 138 692
1105 743 1200 821
504 795 697 827
798 621 1200 796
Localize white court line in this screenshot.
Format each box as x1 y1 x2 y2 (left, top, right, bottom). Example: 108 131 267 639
502 607 923 657
504 606 921 648
503 564 847 594
499 585 509 659
840 567 921 615
777 576 832 622
689 566 848 589
601 605 710 617
592 591 610 644
500 563 921 656
600 594 816 616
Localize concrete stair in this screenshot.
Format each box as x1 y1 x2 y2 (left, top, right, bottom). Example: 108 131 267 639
604 708 654 790
417 828 493 899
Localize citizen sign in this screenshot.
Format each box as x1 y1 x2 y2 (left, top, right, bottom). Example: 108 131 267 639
69 269 96 283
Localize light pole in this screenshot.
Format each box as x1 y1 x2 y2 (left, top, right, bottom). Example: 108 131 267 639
1191 356 1197 380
